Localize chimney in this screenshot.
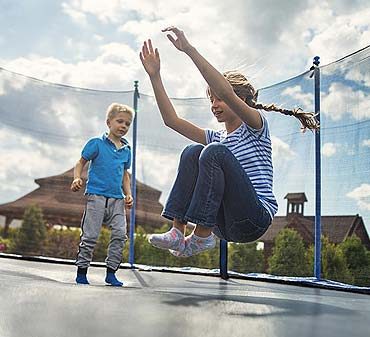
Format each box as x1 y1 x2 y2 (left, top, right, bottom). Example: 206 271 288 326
284 193 307 216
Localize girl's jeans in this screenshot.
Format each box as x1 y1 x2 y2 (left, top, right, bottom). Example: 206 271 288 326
162 143 272 243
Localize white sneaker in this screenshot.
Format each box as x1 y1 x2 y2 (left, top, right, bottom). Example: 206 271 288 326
148 227 185 251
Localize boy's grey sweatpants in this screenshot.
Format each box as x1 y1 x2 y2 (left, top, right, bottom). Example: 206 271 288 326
76 194 128 271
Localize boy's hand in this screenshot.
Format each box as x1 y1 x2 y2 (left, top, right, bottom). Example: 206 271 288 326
71 178 83 192
125 195 134 209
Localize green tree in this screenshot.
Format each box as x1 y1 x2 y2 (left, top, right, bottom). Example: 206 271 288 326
229 242 264 274
14 204 47 255
268 228 310 276
339 236 369 286
44 228 80 259
319 236 353 284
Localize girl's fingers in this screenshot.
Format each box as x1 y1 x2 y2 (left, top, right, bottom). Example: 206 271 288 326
148 39 154 53
143 41 149 55
162 26 181 36
167 34 176 45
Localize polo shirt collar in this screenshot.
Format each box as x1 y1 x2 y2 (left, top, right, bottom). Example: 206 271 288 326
102 133 130 148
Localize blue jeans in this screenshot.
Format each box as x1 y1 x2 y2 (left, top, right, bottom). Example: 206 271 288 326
162 143 272 243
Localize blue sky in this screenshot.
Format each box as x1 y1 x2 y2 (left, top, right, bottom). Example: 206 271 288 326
0 0 370 232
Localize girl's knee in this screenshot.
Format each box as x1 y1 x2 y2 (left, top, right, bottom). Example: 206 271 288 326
200 143 228 162
180 144 204 161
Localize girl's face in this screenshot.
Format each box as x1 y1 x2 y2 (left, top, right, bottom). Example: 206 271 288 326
208 91 239 123
107 111 132 138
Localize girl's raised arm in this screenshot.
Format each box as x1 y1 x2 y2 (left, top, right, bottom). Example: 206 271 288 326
162 26 263 129
140 39 206 144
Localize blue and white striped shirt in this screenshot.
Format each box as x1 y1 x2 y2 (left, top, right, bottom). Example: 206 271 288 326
205 112 278 219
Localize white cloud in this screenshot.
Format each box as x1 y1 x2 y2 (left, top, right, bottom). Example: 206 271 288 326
346 67 370 88
281 85 313 112
0 45 141 91
136 148 179 203
347 184 370 211
61 2 88 26
307 6 370 65
321 82 370 121
322 142 337 157
362 139 370 147
271 136 296 166
0 70 28 96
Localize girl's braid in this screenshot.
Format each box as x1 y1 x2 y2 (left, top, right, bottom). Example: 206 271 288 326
223 71 320 132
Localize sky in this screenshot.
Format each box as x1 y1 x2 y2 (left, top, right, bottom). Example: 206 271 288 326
1 0 369 94
0 0 370 232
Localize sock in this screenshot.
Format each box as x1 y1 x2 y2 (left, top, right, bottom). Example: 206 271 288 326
105 270 123 287
170 232 216 257
76 268 89 285
148 227 185 251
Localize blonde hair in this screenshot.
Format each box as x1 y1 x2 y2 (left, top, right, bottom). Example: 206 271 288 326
222 71 319 132
106 103 134 120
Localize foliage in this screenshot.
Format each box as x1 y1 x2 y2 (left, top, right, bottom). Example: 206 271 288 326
310 236 353 284
14 204 47 255
0 236 11 252
44 228 80 260
339 236 370 286
268 228 310 276
229 242 264 274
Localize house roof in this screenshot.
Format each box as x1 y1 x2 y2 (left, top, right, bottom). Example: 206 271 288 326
0 167 166 229
260 213 370 248
284 193 308 202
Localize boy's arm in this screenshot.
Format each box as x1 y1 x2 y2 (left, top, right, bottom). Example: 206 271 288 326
123 170 133 209
140 40 207 144
71 157 88 192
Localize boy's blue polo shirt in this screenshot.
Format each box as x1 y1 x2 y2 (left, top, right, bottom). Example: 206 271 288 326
82 133 131 199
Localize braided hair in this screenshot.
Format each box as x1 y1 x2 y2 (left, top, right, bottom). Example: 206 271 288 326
223 71 319 132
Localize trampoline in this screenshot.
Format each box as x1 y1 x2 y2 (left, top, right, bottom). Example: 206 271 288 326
1 256 369 337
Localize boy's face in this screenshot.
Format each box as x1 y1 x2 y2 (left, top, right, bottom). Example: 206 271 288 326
107 111 132 138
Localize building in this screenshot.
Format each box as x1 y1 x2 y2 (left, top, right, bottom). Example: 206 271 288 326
260 193 370 263
0 167 167 235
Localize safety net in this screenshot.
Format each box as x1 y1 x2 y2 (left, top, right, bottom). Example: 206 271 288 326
0 45 369 287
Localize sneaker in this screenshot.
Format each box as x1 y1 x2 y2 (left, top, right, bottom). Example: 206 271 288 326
76 273 89 285
148 227 185 251
170 233 216 257
105 272 123 287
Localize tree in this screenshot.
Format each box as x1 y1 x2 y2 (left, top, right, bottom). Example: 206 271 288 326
14 204 47 255
229 242 264 274
268 228 310 276
339 236 370 286
320 236 353 284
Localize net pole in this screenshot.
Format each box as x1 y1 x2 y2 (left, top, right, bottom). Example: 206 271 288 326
313 56 322 279
128 81 139 266
220 240 229 279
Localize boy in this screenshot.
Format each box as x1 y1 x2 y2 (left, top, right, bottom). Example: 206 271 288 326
71 103 134 286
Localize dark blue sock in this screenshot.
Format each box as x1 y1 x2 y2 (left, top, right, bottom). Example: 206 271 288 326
105 270 123 287
76 268 89 285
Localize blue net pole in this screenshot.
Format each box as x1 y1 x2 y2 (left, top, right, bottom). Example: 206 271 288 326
128 81 139 266
219 240 229 279
313 56 322 279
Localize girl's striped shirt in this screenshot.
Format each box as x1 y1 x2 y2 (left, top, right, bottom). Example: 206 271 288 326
205 111 278 219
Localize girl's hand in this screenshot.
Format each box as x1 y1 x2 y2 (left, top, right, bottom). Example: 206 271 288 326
162 26 193 53
140 39 160 77
125 195 134 209
71 178 83 192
